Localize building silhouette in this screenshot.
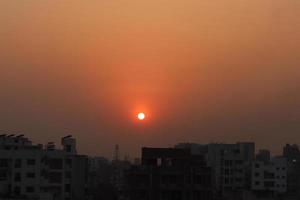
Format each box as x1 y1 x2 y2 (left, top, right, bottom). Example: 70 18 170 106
1 133 300 200
176 142 255 199
124 147 213 200
251 157 287 197
283 144 300 199
255 149 271 162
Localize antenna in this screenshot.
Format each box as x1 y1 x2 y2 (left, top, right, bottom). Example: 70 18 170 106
114 144 120 161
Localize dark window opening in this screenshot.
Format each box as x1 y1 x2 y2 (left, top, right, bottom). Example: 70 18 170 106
27 159 36 165
26 186 35 193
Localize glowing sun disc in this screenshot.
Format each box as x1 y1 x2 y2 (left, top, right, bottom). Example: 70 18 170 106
137 113 145 120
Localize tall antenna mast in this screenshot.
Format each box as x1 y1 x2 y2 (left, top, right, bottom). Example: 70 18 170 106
113 144 120 161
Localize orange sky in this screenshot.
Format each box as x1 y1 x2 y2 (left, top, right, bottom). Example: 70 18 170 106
0 0 299 158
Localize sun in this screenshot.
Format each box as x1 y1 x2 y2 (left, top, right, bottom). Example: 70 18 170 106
137 112 145 120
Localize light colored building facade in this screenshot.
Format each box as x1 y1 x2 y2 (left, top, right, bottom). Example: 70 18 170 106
0 134 88 200
206 143 255 192
175 142 255 198
251 157 287 195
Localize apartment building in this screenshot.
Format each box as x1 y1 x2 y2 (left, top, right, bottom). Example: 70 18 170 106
207 143 255 191
251 157 287 196
0 134 88 200
176 142 255 199
124 147 213 200
283 144 300 199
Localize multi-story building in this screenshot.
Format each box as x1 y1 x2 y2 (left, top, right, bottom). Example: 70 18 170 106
124 147 213 200
206 143 255 192
176 142 255 199
283 144 300 199
255 149 271 163
0 134 88 200
251 157 287 196
87 157 117 200
88 157 109 173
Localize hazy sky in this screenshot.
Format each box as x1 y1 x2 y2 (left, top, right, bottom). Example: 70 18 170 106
0 0 299 158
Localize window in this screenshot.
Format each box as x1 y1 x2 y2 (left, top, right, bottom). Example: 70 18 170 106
166 158 172 166
264 171 274 179
235 160 243 164
255 181 260 186
26 173 35 178
66 145 71 152
65 159 72 168
15 159 22 168
49 172 62 183
255 172 260 177
14 186 21 195
40 187 47 192
26 186 35 193
157 158 162 166
234 149 240 154
27 159 36 165
255 163 260 168
49 159 63 169
65 171 71 179
65 184 71 193
225 160 232 166
225 178 229 184
224 169 229 175
235 178 242 182
264 181 274 187
0 159 8 167
0 172 7 181
14 173 21 182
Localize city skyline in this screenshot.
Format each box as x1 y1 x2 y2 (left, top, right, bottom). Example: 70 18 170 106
0 134 298 200
0 0 300 158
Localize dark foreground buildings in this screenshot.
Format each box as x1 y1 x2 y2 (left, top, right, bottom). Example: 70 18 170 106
1 134 300 200
176 142 256 199
122 143 300 200
0 135 88 200
124 147 213 200
283 144 300 199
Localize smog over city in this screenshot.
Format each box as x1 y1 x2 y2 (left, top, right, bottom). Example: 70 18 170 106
0 1 299 200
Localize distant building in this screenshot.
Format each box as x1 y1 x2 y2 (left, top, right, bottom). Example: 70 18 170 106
176 142 255 199
283 144 300 199
206 142 255 199
251 157 287 197
111 159 131 200
175 143 208 155
88 156 109 172
124 147 213 200
0 134 88 200
256 149 271 163
87 157 117 200
283 144 300 163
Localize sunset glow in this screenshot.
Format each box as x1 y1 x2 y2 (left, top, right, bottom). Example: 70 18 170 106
0 0 299 157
